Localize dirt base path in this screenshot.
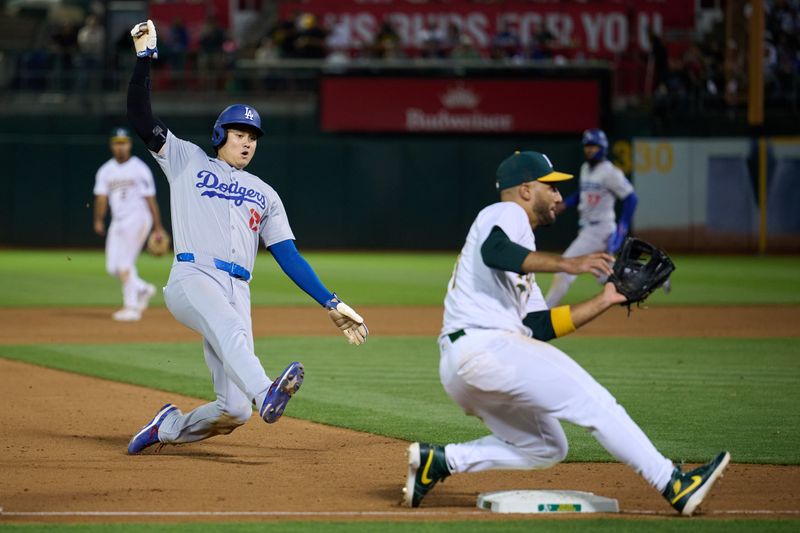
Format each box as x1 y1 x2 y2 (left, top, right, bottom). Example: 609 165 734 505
1 305 798 344
0 358 798 523
1 306 799 523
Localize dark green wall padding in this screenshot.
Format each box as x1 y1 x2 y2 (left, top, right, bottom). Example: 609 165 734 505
0 115 585 250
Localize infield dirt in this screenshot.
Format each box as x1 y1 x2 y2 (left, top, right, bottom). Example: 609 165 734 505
0 305 798 522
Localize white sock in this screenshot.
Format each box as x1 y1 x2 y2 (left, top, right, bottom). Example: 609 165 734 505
122 278 138 309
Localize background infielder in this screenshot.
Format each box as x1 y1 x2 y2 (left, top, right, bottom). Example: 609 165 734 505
403 151 729 516
124 20 367 454
545 128 638 308
93 127 165 321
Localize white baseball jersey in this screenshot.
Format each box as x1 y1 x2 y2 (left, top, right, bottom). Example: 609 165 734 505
442 201 547 337
151 130 294 272
93 156 155 221
577 160 633 225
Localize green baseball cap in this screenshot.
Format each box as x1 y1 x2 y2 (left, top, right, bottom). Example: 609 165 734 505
110 127 131 143
495 150 573 190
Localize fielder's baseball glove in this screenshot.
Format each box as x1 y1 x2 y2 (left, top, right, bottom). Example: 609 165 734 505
609 237 675 307
146 230 171 257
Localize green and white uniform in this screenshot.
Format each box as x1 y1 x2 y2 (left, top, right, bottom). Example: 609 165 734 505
439 200 674 491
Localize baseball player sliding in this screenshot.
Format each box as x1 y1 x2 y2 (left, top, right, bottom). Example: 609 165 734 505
124 21 367 454
93 127 165 321
545 128 638 307
403 151 729 516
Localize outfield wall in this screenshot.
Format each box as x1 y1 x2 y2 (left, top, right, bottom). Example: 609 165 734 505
6 114 798 253
0 115 586 251
633 137 800 252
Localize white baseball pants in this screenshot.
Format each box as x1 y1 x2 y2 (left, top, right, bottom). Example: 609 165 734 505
439 329 674 491
545 222 614 307
105 212 152 308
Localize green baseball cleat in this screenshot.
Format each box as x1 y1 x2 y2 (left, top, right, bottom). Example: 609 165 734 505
662 451 731 516
403 442 451 508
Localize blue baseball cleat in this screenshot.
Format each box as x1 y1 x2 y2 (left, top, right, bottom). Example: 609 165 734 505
260 361 304 423
127 403 178 454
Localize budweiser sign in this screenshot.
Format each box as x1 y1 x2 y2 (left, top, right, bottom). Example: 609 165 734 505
321 78 599 133
405 82 513 132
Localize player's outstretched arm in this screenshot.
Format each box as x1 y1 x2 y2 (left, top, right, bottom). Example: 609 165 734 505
481 226 613 277
567 282 627 328
127 20 168 155
269 239 368 345
553 253 614 277
523 283 627 341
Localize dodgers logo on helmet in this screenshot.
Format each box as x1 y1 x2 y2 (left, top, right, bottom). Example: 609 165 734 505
211 104 265 148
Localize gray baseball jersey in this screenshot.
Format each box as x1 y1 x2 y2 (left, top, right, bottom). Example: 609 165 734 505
577 160 633 225
152 130 294 273
151 130 295 446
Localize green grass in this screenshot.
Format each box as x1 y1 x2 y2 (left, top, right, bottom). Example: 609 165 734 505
2 336 797 464
0 521 798 533
1 250 800 306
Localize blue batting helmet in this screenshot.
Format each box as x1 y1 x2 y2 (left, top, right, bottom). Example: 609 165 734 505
582 128 608 162
211 104 264 149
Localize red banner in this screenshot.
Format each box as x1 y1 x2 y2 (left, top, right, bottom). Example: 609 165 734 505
321 78 599 133
280 0 694 58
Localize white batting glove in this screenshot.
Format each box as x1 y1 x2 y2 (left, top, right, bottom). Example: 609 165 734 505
131 19 158 59
325 295 368 346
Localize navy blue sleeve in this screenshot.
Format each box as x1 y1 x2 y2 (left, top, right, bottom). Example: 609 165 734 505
127 57 168 153
619 192 638 227
562 192 579 209
268 239 334 306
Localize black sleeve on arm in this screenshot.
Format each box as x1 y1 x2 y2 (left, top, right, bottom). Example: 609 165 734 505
480 226 531 274
127 57 168 153
522 310 556 342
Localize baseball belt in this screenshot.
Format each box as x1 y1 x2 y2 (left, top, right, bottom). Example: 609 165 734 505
447 329 466 343
176 252 252 281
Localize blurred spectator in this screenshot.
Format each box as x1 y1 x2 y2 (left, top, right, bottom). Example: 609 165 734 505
489 21 520 60
166 17 189 85
682 42 706 106
451 34 482 61
222 36 239 91
442 23 462 56
766 0 800 101
293 13 327 59
112 26 136 79
529 21 555 60
266 15 297 58
76 13 105 91
370 20 403 59
255 35 280 65
649 30 669 93
198 16 226 88
419 21 445 59
50 20 78 89
326 19 352 64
